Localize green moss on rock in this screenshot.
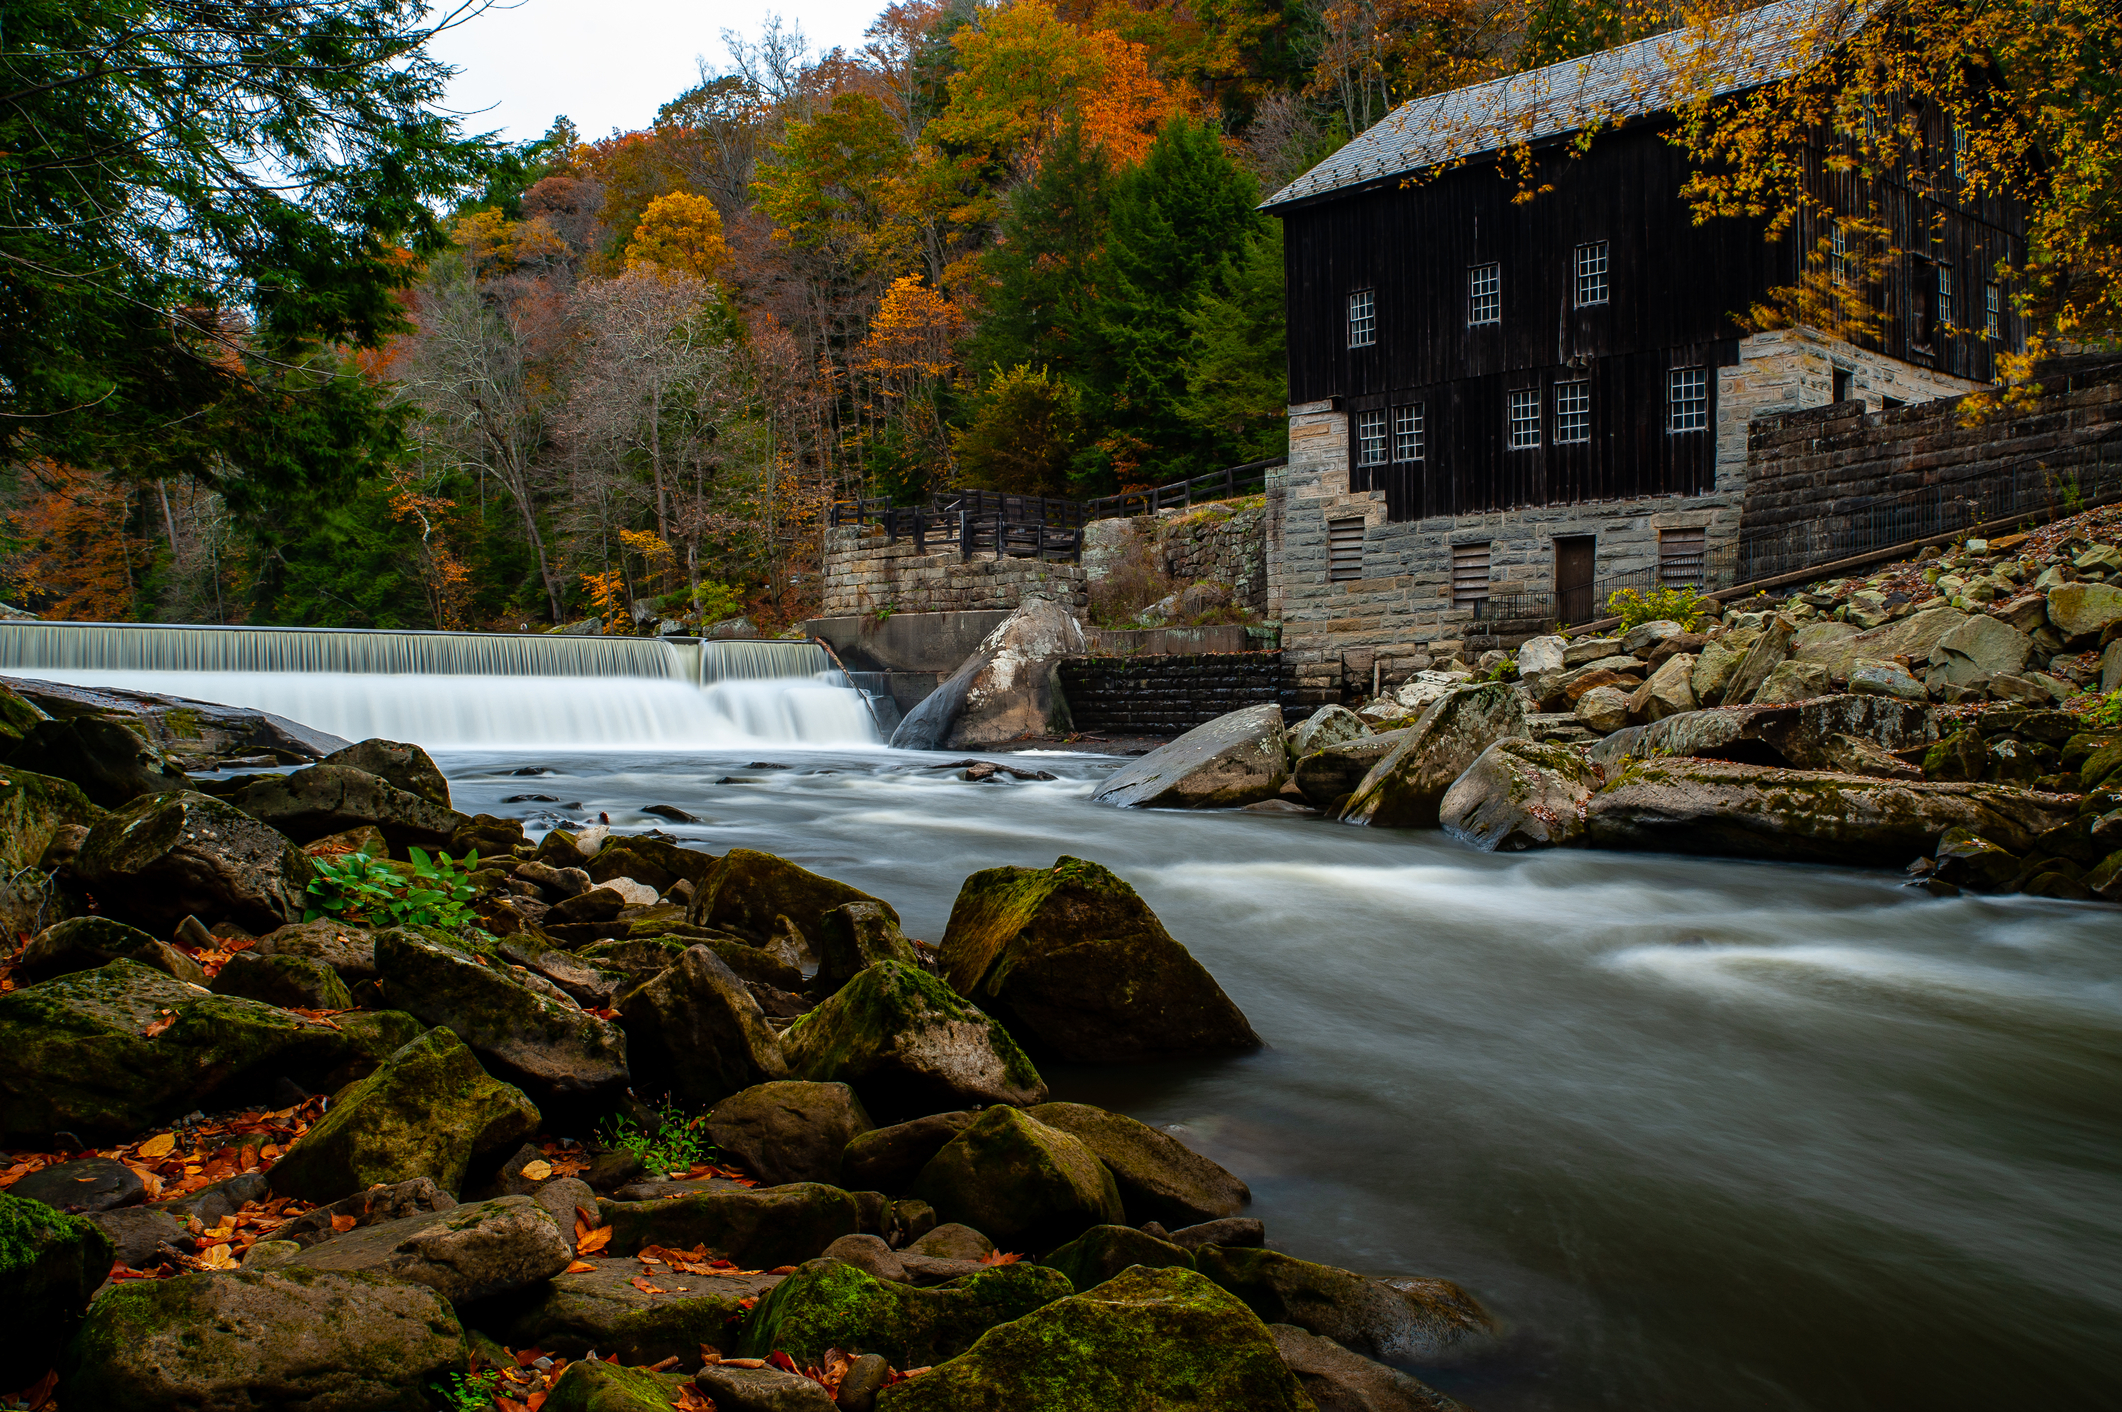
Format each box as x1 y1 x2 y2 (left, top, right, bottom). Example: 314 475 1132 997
542 1360 693 1412
0 767 102 872
689 847 898 949
0 1192 113 1386
594 1183 862 1269
910 1106 1123 1253
1040 1224 1194 1292
737 1257 1071 1368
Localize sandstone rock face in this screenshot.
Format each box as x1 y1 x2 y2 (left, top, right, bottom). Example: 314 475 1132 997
618 945 787 1112
1848 660 1927 702
1439 738 1602 852
1573 683 1632 735
75 790 311 933
689 847 899 952
1194 1246 1497 1367
911 1105 1123 1251
875 1265 1315 1412
320 738 451 808
1689 639 1746 706
230 763 464 849
1515 635 1567 674
1293 729 1408 808
1586 758 2079 865
1603 697 1935 772
737 1257 1072 1370
1628 653 1698 721
61 1268 468 1412
1789 605 1968 679
938 855 1259 1063
1090 703 1288 809
288 1194 571 1304
1290 704 1372 759
1723 614 1797 706
4 715 189 807
1342 685 1529 829
947 595 1086 748
780 961 1046 1121
0 1192 112 1386
18 916 205 986
268 1027 539 1203
1027 1102 1250 1226
1752 659 1830 704
707 1081 872 1187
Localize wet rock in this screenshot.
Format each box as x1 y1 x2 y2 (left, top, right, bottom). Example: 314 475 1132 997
1091 702 1290 809
268 1027 539 1203
1723 614 1798 706
708 1081 873 1187
1043 1223 1195 1290
17 916 206 986
501 1262 781 1366
938 855 1259 1063
595 1183 862 1267
1167 1216 1266 1251
1290 704 1372 758
843 1112 977 1194
1586 758 2079 865
912 1105 1123 1251
253 917 377 980
1027 1102 1248 1227
0 959 356 1144
229 763 464 849
690 847 900 952
320 738 451 808
781 960 1045 1122
619 945 788 1111
1271 1322 1466 1411
1293 729 1409 808
903 1222 993 1260
696 1361 836 1411
1194 1246 1497 1366
1343 684 1528 828
1925 614 2033 689
286 1193 570 1304
586 836 717 892
549 1360 697 1411
1439 738 1601 852
0 1194 113 1386
736 1256 1072 1369
375 927 630 1120
945 595 1086 749
818 901 920 995
74 790 310 933
11 1156 145 1214
211 950 353 1011
876 1264 1313 1412
60 1268 467 1411
275 1177 459 1249
3 714 189 807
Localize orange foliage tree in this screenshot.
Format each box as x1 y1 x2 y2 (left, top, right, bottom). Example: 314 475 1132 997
3 462 150 620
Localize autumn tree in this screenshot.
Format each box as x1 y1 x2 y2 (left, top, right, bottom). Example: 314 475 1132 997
954 364 1090 493
625 193 738 285
852 274 970 498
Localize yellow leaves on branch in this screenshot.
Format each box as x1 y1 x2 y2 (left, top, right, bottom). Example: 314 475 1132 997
854 276 968 394
624 192 735 287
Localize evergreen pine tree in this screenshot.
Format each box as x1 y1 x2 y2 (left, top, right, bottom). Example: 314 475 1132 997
967 120 1113 386
1179 222 1289 467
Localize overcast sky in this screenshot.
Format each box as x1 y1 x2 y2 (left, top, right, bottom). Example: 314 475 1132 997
427 0 886 143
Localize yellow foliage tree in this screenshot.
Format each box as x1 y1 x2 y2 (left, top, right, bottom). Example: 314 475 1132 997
624 192 736 285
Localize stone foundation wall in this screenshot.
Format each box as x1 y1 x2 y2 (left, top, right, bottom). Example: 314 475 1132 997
1058 651 1287 736
820 527 1087 618
1079 501 1270 616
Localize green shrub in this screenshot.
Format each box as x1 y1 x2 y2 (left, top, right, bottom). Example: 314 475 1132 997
304 848 485 933
1607 585 1711 632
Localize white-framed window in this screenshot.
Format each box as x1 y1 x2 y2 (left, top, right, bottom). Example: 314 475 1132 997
1953 125 1969 184
1392 403 1425 462
1830 220 1853 286
1554 381 1590 443
1507 388 1540 449
1347 289 1376 348
1937 264 1955 332
1452 541 1491 607
1669 367 1709 432
1574 242 1609 307
1985 281 2001 340
1356 408 1389 466
1468 263 1500 325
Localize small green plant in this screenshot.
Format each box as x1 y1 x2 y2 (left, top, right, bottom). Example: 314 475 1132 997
430 1370 503 1412
304 848 484 932
2077 689 2122 730
1481 655 1518 683
601 1097 713 1176
1607 584 1711 632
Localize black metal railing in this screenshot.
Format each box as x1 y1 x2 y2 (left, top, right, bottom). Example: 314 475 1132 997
1084 457 1285 518
1483 547 1741 628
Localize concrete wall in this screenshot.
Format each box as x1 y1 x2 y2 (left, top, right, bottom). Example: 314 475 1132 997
819 527 1087 619
808 610 1012 674
1058 652 1286 736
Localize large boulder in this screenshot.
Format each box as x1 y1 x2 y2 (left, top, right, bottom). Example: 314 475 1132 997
1294 728 1409 808
1439 738 1601 851
0 767 102 873
500 1262 782 1365
60 1268 468 1411
1585 758 2079 865
17 915 205 985
818 901 920 995
937 856 1259 1063
1789 605 1968 680
1723 614 1797 705
618 945 787 1111
547 1361 696 1412
1042 1223 1196 1291
708 1081 873 1187
737 1257 1072 1368
947 595 1085 748
1926 615 2033 689
228 763 464 849
74 789 311 932
212 950 353 1011
689 847 899 952
320 738 451 808
842 1112 977 1194
0 1192 113 1387
781 960 1046 1122
2 676 348 766
268 1026 539 1203
911 1105 1123 1251
873 1265 1313 1412
3 715 189 807
1290 704 1372 758
1341 684 1528 829
1027 1102 1249 1227
1627 653 1698 720
287 1194 571 1304
1089 703 1288 809
375 927 629 1120
1194 1246 1497 1366
254 917 378 980
2047 581 2122 644
594 1183 863 1267
1271 1322 1466 1411
0 959 356 1144
585 835 717 890
1688 638 1747 707
1602 696 1934 771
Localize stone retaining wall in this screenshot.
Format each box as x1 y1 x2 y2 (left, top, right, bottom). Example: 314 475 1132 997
1059 651 1287 736
820 527 1087 618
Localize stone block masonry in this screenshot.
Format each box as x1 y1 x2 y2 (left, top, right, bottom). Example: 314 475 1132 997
1059 652 1288 736
821 526 1086 618
1081 501 1270 616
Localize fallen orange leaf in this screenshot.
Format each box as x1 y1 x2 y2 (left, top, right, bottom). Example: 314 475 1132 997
629 1275 666 1294
520 1159 553 1181
142 1012 177 1038
330 1215 357 1233
574 1225 612 1256
137 1133 176 1159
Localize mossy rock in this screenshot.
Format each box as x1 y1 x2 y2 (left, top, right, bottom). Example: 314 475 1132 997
229 763 464 849
268 1027 539 1203
74 789 312 933
212 951 353 1011
0 959 358 1144
59 1267 468 1411
689 847 899 949
0 679 49 746
911 1106 1123 1253
737 1256 1072 1368
0 766 102 872
594 1183 863 1269
1026 1103 1249 1227
4 715 191 808
872 1265 1313 1412
818 900 920 994
1040 1224 1194 1292
780 961 1045 1123
2080 739 2122 792
1194 1246 1496 1366
0 1192 113 1387
586 835 717 891
500 1262 781 1364
18 916 205 986
542 1359 693 1412
937 856 1259 1063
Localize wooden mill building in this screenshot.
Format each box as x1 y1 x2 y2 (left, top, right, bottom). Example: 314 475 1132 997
1259 0 2026 699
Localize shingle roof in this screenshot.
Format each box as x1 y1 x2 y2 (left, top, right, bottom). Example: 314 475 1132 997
1261 0 1864 210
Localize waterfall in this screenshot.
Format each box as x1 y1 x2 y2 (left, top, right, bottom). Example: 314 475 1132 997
0 622 881 752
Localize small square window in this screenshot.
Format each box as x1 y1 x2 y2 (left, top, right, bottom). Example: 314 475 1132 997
1669 367 1708 432
1452 541 1491 607
1574 242 1609 307
1392 404 1424 462
1985 281 2001 340
1554 381 1590 443
1468 264 1500 325
1937 264 1955 332
1356 408 1388 467
1348 290 1375 348
1507 388 1540 449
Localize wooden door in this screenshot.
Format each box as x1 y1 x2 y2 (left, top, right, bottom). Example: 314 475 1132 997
1555 536 1596 624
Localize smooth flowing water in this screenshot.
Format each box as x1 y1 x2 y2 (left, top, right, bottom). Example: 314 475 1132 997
429 746 2121 1412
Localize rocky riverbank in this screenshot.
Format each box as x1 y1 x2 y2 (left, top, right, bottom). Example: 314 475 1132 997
0 680 1487 1410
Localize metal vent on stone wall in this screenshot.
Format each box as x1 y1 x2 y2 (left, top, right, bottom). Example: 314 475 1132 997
1328 519 1366 582
1658 526 1708 586
1452 541 1492 606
